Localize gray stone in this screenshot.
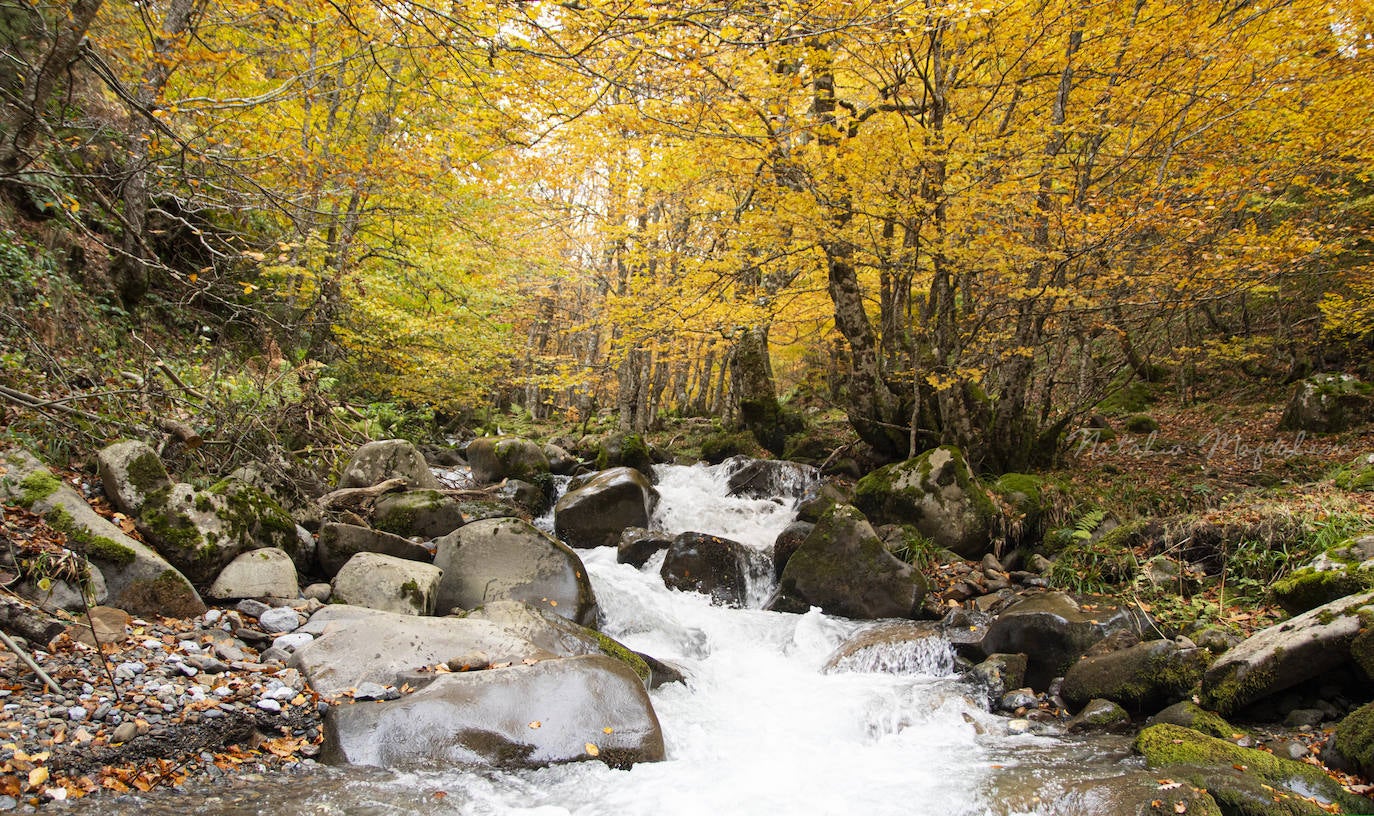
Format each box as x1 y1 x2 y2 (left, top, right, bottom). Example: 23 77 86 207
339 439 443 490
616 527 670 569
969 653 1028 704
1066 698 1131 733
303 582 332 602
272 632 314 653
206 547 299 601
372 490 466 539
1201 590 1374 714
237 598 270 617
767 504 928 620
258 607 303 634
315 523 432 578
466 436 551 485
321 654 664 769
660 532 766 607
999 688 1038 712
554 467 659 549
434 517 597 625
1061 638 1208 713
290 605 553 696
462 600 650 684
852 446 997 559
771 521 813 580
111 721 138 743
1278 373 1374 434
96 440 171 516
724 457 818 500
331 552 443 616
0 447 203 618
976 591 1145 691
543 443 578 476
136 478 303 585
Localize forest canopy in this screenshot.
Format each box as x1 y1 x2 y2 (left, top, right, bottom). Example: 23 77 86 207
1 0 1371 471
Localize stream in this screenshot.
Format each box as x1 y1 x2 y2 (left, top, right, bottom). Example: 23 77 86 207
74 460 1154 816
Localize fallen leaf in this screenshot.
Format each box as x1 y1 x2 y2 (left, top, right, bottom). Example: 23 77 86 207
28 766 49 788
528 721 541 729
603 727 614 734
1174 802 1187 814
584 743 599 757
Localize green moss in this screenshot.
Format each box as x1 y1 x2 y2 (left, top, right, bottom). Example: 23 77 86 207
1154 701 1242 739
80 534 136 566
1124 414 1161 434
1270 568 1373 615
139 490 203 552
591 630 651 685
124 451 170 494
699 431 754 464
121 568 204 618
1134 723 1366 814
1097 379 1153 414
18 469 60 507
1334 701 1374 777
400 578 423 607
1199 660 1276 716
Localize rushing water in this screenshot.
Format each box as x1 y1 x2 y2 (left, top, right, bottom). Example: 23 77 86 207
77 460 1145 816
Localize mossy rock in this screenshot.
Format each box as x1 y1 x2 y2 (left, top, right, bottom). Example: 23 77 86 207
46 506 136 567
1150 701 1242 740
1270 567 1374 616
136 480 299 586
1333 701 1374 780
1332 453 1374 492
1279 374 1374 434
594 433 654 474
372 489 466 539
699 431 755 464
1060 638 1209 713
1135 724 1367 815
1097 380 1154 415
17 469 61 507
781 428 835 465
1124 414 1161 434
467 436 551 484
853 446 997 559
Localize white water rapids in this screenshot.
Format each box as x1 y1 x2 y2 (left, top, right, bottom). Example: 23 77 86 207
80 461 1147 816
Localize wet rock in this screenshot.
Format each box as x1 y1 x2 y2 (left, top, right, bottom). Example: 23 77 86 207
821 621 953 675
1135 723 1367 814
976 591 1145 691
617 527 670 569
660 532 766 607
771 521 813 581
1060 638 1208 713
852 446 997 559
462 600 650 684
321 654 665 770
999 688 1038 712
206 547 299 601
1188 626 1240 655
543 443 578 476
434 517 597 626
1334 700 1374 779
724 457 818 500
1148 701 1239 739
768 504 928 620
554 467 658 549
315 522 433 579
1200 590 1374 714
969 653 1028 704
332 552 442 616
338 439 444 490
289 606 553 696
372 490 466 539
1065 698 1130 733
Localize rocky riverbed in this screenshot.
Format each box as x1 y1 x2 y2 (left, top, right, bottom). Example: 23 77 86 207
0 600 323 809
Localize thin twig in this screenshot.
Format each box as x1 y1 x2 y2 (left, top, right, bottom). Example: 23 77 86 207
0 627 62 695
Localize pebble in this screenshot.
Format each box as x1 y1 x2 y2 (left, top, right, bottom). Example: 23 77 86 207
258 608 302 634
257 698 282 713
67 706 87 721
272 632 313 652
111 721 138 743
237 599 271 618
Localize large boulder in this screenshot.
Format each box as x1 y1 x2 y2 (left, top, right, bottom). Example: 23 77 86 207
1135 723 1366 815
205 547 299 601
1 447 204 618
289 606 552 696
1278 373 1373 433
617 527 671 569
767 504 928 620
321 654 664 770
372 489 466 539
1060 638 1209 713
554 467 659 549
1333 701 1374 781
771 521 814 580
660 532 767 607
339 439 444 490
315 522 434 578
466 436 551 485
975 591 1145 691
1200 590 1374 714
852 446 997 558
724 457 819 500
463 600 650 684
96 440 171 516
332 552 443 616
433 517 598 625
136 478 302 585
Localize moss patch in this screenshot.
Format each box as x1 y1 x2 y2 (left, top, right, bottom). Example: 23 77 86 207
1135 723 1365 814
125 450 171 494
1270 567 1374 616
45 506 137 566
120 569 205 618
1334 701 1374 779
591 630 651 685
18 469 61 507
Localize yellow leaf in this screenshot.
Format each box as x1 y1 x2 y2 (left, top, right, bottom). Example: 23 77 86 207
28 766 49 788
528 721 541 729
189 273 198 283
584 743 599 757
602 727 613 734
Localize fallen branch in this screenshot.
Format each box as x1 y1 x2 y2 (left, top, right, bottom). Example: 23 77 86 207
0 384 105 422
157 418 203 449
315 477 409 511
0 625 62 695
